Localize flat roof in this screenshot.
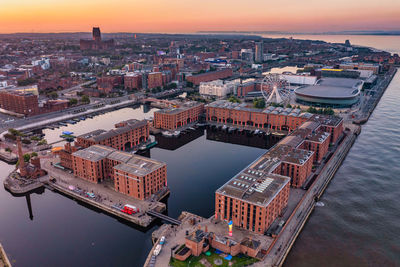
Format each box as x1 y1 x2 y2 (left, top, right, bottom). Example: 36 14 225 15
206 100 309 118
78 120 147 142
73 145 166 176
72 145 115 162
216 170 290 207
156 101 202 115
317 78 363 88
114 154 165 177
312 114 343 127
295 85 360 99
107 150 133 163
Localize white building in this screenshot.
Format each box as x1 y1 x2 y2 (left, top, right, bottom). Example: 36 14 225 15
199 80 239 98
32 57 50 70
280 74 317 86
0 81 7 88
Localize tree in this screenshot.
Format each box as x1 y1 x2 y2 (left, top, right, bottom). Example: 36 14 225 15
253 98 266 109
17 77 37 86
286 104 292 108
5 147 12 154
21 139 31 144
69 98 78 106
48 91 58 99
8 128 22 136
38 139 47 145
31 152 38 157
80 95 90 104
228 95 240 103
30 136 41 141
186 81 194 88
23 153 31 162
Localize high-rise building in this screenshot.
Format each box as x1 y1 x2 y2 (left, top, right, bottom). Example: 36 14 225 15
92 27 101 42
255 42 264 63
80 27 114 50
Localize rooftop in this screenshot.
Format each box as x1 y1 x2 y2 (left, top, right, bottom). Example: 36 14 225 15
156 101 202 115
216 171 290 207
206 100 310 118
72 145 115 162
78 120 148 142
295 77 363 100
114 154 166 177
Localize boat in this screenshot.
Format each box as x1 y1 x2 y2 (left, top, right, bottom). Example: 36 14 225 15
162 131 172 137
188 127 196 131
254 129 260 135
66 120 77 124
173 131 180 137
73 118 80 122
222 125 228 130
58 122 67 126
80 117 86 120
62 131 74 135
153 244 162 256
159 236 165 245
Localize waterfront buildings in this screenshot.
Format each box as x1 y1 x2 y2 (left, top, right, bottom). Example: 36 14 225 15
59 119 149 170
153 101 204 130
209 99 343 233
174 227 262 261
215 172 290 234
0 89 68 116
0 91 39 115
75 119 149 151
206 100 312 132
71 145 167 200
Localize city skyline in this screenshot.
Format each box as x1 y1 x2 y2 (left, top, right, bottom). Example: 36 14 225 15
1 0 400 33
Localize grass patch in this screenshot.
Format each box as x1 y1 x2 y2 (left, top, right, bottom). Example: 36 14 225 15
170 248 258 267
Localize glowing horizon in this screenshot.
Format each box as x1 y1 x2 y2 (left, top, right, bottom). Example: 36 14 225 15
0 0 399 34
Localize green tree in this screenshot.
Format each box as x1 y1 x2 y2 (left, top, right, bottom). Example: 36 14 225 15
48 91 58 99
69 98 78 106
8 128 22 136
30 136 41 141
31 152 38 157
23 153 31 162
253 98 266 109
38 139 47 145
17 77 37 86
228 95 240 103
80 95 90 104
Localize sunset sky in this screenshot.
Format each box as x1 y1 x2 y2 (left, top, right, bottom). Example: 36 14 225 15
0 0 399 33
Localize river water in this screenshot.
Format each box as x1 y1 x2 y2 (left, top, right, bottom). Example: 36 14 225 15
1 35 400 267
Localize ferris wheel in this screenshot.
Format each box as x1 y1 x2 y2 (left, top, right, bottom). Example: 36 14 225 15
261 73 291 104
